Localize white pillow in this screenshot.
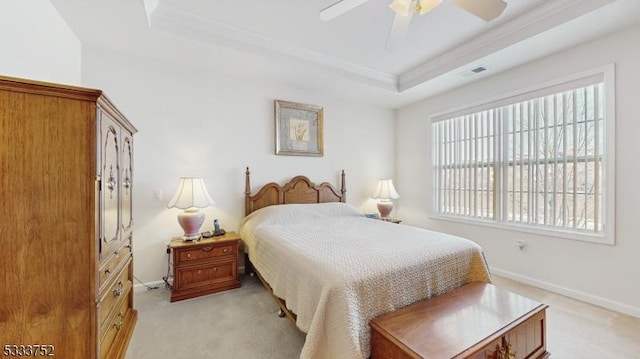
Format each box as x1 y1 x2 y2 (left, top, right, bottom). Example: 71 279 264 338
242 202 363 228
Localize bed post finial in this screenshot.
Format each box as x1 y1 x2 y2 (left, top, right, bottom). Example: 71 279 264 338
340 169 346 202
245 167 251 216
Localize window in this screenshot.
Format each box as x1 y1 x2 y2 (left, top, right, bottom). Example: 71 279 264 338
431 67 614 243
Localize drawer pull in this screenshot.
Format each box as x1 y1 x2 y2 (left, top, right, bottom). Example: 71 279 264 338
214 267 218 271
113 321 123 331
223 248 228 253
202 246 213 252
114 248 120 255
105 268 111 275
186 253 191 258
498 344 516 359
112 281 124 297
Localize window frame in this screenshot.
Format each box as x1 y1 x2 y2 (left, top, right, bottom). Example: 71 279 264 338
428 65 616 245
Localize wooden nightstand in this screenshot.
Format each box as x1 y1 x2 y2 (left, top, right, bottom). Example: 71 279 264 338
168 232 241 302
379 218 401 224
366 214 402 224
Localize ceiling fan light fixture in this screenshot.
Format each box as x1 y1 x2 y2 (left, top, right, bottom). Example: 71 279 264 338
450 0 508 22
389 0 413 17
417 0 442 15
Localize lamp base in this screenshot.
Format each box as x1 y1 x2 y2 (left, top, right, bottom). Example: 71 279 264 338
182 235 200 242
177 208 205 241
377 200 394 219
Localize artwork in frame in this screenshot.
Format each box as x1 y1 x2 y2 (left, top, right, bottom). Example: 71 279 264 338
275 100 324 157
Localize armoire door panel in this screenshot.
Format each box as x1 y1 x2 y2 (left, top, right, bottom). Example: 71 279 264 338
121 133 133 235
100 109 121 262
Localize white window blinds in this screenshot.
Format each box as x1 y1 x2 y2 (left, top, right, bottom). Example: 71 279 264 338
431 70 613 242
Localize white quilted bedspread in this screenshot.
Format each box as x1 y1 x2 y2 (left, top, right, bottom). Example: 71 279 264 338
239 203 491 359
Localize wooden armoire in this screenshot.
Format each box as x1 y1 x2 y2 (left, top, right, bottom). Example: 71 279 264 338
0 75 137 359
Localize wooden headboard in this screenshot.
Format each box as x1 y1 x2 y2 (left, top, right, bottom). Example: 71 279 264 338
244 167 346 216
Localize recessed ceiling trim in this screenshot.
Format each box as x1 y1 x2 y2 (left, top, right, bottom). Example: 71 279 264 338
399 0 616 91
145 0 616 94
146 1 398 91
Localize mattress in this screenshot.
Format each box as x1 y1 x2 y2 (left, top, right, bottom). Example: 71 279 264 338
239 202 492 359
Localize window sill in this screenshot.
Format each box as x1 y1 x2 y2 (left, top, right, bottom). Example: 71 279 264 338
428 213 614 246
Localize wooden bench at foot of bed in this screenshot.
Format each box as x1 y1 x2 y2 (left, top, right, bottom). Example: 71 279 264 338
369 282 550 359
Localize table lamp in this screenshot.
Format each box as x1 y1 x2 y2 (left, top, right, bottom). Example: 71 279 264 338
167 177 215 241
372 179 400 219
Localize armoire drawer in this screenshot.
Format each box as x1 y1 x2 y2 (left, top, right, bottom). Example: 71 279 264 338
98 260 132 337
99 287 132 359
99 239 132 290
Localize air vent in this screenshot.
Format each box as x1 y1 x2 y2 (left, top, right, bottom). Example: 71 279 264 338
459 65 489 78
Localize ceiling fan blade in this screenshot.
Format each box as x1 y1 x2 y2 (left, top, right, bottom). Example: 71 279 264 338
320 0 372 22
450 0 507 22
386 11 413 51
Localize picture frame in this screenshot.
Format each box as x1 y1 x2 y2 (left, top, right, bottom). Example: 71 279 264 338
275 100 324 157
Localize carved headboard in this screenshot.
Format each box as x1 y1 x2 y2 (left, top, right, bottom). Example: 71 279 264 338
244 167 346 216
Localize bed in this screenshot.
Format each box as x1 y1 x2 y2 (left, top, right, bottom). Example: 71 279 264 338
239 168 492 359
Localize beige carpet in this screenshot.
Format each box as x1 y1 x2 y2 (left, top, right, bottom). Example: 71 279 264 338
126 274 640 359
125 274 305 359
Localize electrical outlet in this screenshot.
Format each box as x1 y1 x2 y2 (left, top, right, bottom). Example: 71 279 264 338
517 239 526 251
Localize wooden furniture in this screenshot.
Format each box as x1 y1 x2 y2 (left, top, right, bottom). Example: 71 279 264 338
379 218 402 224
0 76 137 359
244 167 346 216
168 232 241 302
243 167 346 320
370 282 550 359
241 168 494 359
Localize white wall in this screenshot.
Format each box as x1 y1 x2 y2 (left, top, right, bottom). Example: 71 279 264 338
5 0 636 319
396 25 640 318
80 45 395 284
0 0 81 85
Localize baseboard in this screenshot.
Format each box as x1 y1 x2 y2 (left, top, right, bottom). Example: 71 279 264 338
491 267 640 319
133 280 166 293
132 268 249 294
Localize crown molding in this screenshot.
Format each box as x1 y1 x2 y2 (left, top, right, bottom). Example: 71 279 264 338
145 1 398 91
399 0 616 91
144 0 615 93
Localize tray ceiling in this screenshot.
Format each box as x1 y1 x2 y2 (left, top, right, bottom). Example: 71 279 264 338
51 0 640 107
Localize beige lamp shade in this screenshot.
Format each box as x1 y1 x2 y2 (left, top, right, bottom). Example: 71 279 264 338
167 177 215 209
168 177 215 240
372 179 400 200
372 179 399 219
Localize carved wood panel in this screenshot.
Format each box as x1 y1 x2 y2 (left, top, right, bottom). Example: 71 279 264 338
100 110 121 262
121 133 133 235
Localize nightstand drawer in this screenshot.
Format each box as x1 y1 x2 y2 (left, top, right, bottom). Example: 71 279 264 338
176 242 236 264
174 260 237 291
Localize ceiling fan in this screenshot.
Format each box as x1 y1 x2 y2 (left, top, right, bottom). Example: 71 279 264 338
320 0 508 50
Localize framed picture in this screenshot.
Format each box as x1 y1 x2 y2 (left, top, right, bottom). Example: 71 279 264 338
275 100 324 157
